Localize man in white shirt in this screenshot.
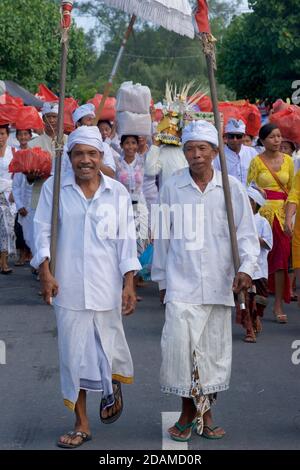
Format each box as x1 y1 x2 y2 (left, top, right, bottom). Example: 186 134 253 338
31 126 140 448
152 120 259 442
72 104 116 178
214 118 257 186
29 102 67 157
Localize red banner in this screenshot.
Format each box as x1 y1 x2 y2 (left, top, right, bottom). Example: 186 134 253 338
36 84 59 103
194 0 211 34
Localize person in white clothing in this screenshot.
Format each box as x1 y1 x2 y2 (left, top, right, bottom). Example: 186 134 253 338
214 118 257 186
144 140 188 187
31 126 140 448
97 119 122 158
236 187 273 342
0 124 15 273
72 104 116 178
12 128 33 264
152 120 259 441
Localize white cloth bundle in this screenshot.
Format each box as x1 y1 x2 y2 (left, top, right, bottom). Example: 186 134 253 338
117 111 152 137
116 81 151 114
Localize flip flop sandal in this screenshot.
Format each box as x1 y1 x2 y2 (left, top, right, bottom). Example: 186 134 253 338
169 419 196 442
100 380 123 424
243 334 256 343
0 268 13 275
202 425 225 440
56 431 92 449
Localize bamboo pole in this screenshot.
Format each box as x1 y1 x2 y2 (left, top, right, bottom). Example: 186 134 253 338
50 1 73 275
201 37 245 309
93 14 136 124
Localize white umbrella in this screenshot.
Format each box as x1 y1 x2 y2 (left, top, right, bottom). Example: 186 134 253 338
94 0 194 122
102 0 194 38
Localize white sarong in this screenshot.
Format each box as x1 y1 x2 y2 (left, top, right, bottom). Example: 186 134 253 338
160 302 232 397
55 306 134 411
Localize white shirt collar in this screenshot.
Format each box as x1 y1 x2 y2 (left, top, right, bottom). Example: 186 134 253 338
62 170 112 196
177 167 223 191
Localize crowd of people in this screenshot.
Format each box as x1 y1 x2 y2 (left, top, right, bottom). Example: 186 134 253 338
1 91 300 446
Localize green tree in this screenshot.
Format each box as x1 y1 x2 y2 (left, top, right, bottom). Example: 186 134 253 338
218 0 300 100
76 0 241 101
0 0 95 98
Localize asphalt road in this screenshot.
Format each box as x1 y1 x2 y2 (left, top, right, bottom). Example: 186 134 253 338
0 264 300 450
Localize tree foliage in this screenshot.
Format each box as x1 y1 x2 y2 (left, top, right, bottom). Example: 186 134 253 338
218 0 300 100
0 0 95 97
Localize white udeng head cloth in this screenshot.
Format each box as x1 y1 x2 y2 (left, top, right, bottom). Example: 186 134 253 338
42 102 59 116
225 118 246 134
72 103 95 124
182 120 219 146
67 126 104 153
247 186 266 207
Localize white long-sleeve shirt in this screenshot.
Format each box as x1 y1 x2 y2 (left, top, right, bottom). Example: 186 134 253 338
144 144 188 186
31 172 141 311
152 168 260 307
12 173 32 211
214 144 258 186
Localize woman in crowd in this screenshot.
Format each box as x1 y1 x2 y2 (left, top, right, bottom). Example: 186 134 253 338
115 135 149 257
138 135 158 227
0 124 15 273
97 119 121 158
12 129 33 265
247 123 294 323
285 169 300 306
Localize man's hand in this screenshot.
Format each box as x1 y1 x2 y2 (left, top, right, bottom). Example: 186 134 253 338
159 289 166 304
232 272 252 294
26 170 42 183
122 272 136 316
39 259 59 305
122 285 136 315
18 207 28 217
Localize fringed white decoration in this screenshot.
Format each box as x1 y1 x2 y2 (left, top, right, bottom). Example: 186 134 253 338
102 0 195 38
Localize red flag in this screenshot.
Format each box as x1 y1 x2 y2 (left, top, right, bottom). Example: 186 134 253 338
36 84 59 103
194 0 211 34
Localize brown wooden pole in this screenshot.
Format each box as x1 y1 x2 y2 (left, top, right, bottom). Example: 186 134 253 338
204 44 246 309
93 14 136 124
50 1 72 275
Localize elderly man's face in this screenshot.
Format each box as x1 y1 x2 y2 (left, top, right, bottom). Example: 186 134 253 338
184 141 218 174
43 113 58 134
226 133 244 153
70 144 103 181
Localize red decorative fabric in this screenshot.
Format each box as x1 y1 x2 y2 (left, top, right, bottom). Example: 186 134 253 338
268 216 291 304
264 189 287 201
194 0 210 34
15 106 44 130
9 147 52 178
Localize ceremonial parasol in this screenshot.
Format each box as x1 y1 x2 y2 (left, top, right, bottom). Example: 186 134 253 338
93 0 195 123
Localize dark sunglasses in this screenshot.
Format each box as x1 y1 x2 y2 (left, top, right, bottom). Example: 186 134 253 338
227 133 244 140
